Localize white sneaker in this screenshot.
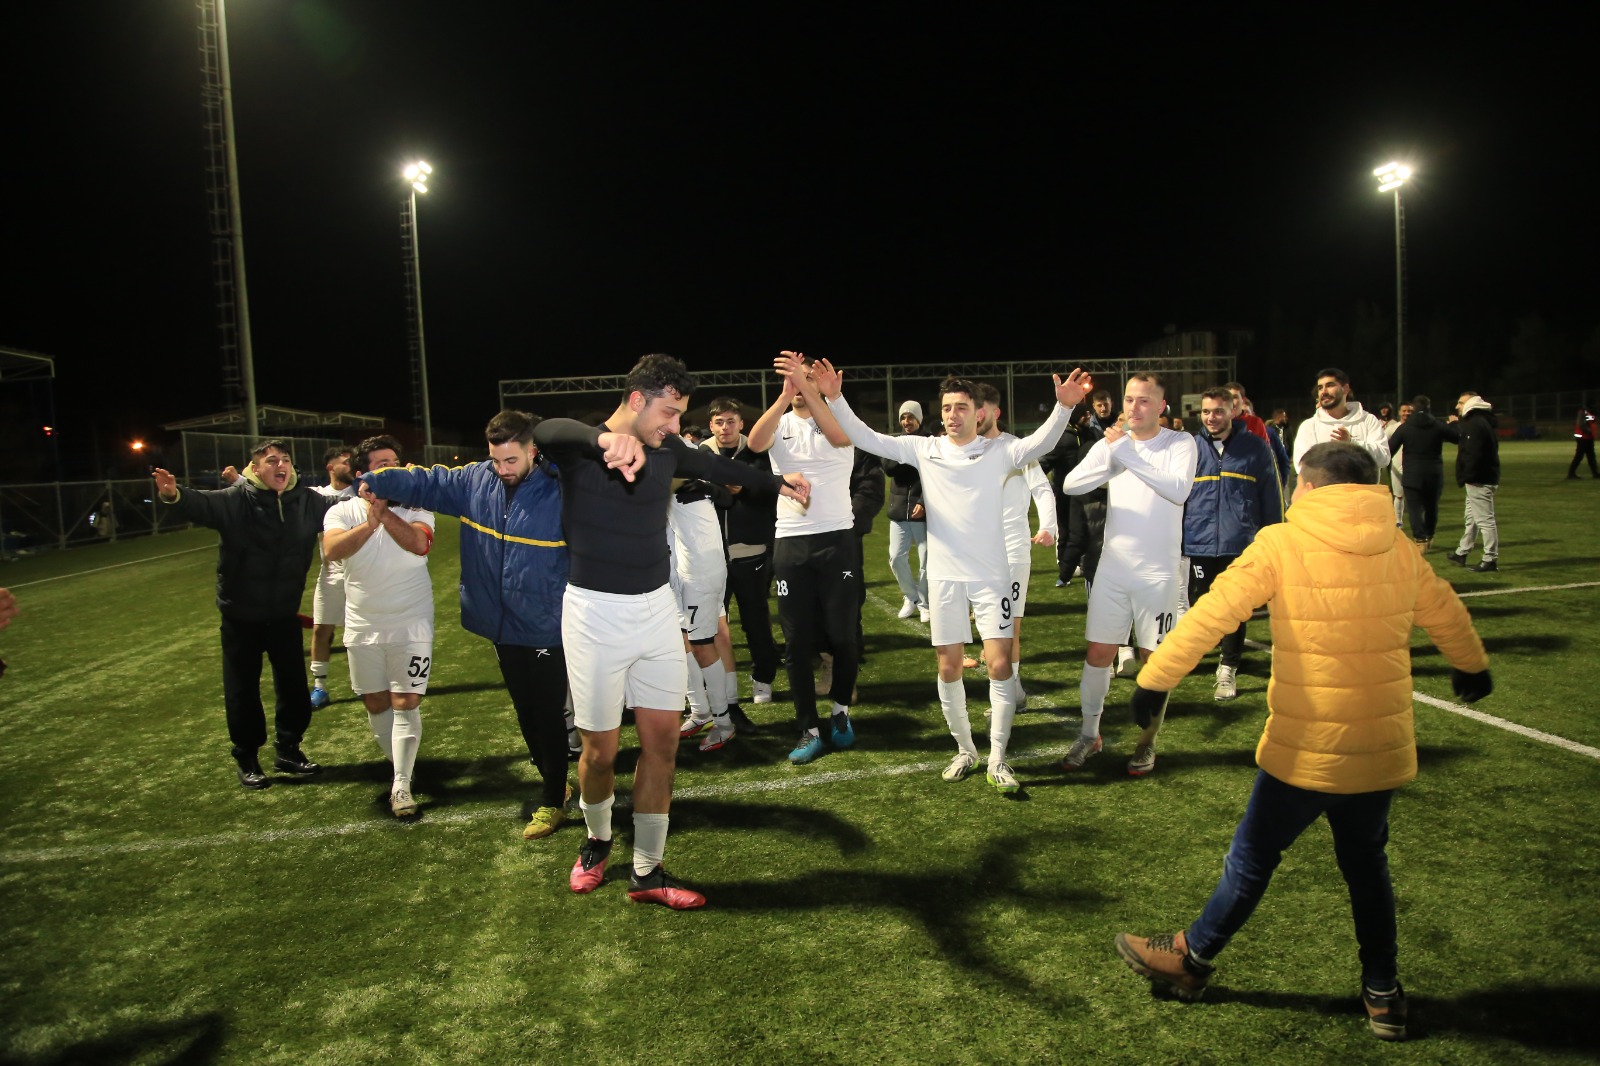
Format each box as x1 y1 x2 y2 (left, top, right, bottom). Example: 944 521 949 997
680 712 713 739
390 787 417 817
941 750 977 781
752 680 773 704
1127 743 1157 776
918 606 930 624
897 597 917 619
1214 664 1239 701
1114 646 1138 678
1060 733 1103 770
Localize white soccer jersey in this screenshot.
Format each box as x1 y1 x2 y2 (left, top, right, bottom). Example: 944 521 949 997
669 495 725 589
765 410 856 537
995 435 1058 565
1059 428 1197 580
325 499 435 644
828 395 1072 583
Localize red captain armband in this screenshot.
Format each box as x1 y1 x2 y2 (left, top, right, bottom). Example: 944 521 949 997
418 526 434 556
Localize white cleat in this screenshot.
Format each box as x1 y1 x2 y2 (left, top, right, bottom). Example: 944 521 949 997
1060 733 1103 771
942 750 978 782
752 680 773 705
1114 646 1138 678
918 606 931 624
1214 664 1239 701
897 597 917 619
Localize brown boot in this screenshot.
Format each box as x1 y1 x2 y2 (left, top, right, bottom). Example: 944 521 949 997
1362 982 1408 1040
1114 930 1213 1000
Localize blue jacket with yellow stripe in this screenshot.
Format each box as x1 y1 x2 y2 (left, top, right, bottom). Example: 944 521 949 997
363 459 568 647
1182 427 1284 558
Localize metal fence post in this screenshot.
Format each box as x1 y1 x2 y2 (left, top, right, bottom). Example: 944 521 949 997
56 484 68 550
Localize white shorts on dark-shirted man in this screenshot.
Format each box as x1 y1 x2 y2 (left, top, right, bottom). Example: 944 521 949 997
563 584 687 731
1085 567 1179 651
928 577 1014 648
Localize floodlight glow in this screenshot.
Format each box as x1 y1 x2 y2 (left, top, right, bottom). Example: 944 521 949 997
1374 161 1412 193
404 163 421 181
417 161 432 175
1378 179 1404 192
412 181 428 194
1374 162 1400 177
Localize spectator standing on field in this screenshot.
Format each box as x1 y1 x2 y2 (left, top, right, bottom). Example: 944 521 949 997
1386 397 1451 551
309 445 357 709
1292 368 1390 481
1114 442 1492 1042
884 400 931 623
1182 388 1283 702
1383 402 1412 529
1568 401 1598 479
153 441 338 790
1443 392 1501 573
362 410 574 840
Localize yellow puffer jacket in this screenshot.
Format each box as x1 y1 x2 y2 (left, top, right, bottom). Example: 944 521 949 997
1137 482 1489 794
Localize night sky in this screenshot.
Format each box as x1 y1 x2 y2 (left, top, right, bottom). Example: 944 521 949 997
3 4 1594 473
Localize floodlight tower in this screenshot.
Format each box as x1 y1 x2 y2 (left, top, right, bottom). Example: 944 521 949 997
196 0 259 439
401 161 434 450
1374 162 1412 407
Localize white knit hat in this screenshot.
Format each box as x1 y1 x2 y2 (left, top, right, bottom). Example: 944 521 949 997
898 401 923 421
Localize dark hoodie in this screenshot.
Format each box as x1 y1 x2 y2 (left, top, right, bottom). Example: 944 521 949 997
1444 397 1500 486
164 466 340 621
1387 409 1450 489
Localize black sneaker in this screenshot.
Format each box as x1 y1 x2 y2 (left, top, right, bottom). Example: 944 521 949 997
273 747 323 775
1362 982 1408 1041
1470 559 1498 573
233 750 270 790
728 703 761 736
1446 552 1470 568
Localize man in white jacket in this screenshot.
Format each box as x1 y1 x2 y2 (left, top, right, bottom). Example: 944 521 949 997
1292 368 1390 481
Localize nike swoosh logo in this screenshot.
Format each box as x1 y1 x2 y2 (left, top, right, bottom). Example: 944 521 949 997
782 435 794 440
411 681 426 688
999 623 1012 631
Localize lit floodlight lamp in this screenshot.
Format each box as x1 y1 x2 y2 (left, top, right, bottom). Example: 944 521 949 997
1374 161 1412 193
404 160 433 195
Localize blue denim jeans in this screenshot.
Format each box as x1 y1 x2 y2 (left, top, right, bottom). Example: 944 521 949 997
1187 771 1398 987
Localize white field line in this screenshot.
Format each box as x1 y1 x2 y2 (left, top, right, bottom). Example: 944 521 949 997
1456 580 1600 598
1410 693 1600 760
0 745 1071 866
7 544 213 587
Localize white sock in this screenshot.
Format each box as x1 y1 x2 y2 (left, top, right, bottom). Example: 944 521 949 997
685 653 711 721
988 679 1016 767
937 678 977 756
698 658 726 721
368 709 395 760
391 707 421 788
1080 663 1112 738
1009 661 1024 704
632 812 669 875
724 666 740 708
310 661 328 687
832 701 850 718
580 793 614 842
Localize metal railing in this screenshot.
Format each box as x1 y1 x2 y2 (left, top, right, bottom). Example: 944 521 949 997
0 478 201 558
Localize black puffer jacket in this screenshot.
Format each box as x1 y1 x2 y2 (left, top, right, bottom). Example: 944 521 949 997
166 473 340 621
1445 404 1500 486
1387 409 1450 489
883 432 924 523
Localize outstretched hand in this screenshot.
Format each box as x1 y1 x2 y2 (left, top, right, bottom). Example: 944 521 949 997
1053 368 1093 408
596 431 646 482
152 468 179 501
810 358 843 399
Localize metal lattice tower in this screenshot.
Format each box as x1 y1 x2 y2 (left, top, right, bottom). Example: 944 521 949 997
196 0 241 410
399 199 426 429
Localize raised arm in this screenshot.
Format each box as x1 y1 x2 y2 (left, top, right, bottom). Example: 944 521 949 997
1024 461 1059 542
152 468 232 528
363 463 473 518
777 353 852 448
745 375 798 453
780 355 918 465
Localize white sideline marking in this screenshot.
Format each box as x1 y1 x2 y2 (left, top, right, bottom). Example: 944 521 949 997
0 744 1073 866
1411 693 1600 761
7 545 213 587
1456 580 1600 598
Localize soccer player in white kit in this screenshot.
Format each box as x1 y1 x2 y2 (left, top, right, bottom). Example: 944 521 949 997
1058 374 1197 776
975 383 1058 712
309 445 356 709
782 354 1091 793
669 479 735 750
322 436 435 817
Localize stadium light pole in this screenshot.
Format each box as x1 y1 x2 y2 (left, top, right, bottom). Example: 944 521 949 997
215 0 260 440
404 161 435 450
1374 161 1411 407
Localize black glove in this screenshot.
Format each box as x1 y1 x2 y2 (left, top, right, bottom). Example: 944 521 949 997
1130 685 1167 729
1450 668 1493 703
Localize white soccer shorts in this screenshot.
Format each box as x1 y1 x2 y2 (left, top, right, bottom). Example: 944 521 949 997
676 574 727 642
1084 566 1180 651
563 583 687 731
348 639 433 696
928 577 1014 648
311 561 346 627
1006 559 1032 620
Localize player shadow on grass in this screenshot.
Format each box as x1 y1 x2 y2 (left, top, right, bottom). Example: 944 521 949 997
1410 632 1571 664
1191 982 1599 1053
696 832 1104 1012
652 799 871 855
0 1010 228 1066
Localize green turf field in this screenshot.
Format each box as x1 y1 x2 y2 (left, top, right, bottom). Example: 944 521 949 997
1 441 1596 1064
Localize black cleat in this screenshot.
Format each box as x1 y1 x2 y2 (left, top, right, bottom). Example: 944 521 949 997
273 747 323 775
1470 559 1499 573
1446 551 1470 568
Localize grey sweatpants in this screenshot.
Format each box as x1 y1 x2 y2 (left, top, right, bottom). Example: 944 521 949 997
1456 483 1498 561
